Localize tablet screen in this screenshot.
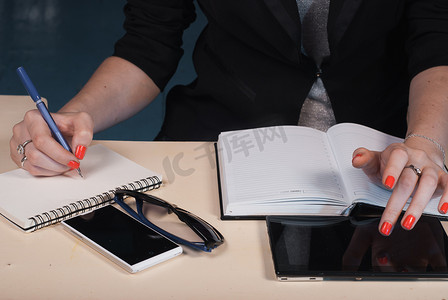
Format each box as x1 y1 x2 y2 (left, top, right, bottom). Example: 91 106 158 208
267 214 448 280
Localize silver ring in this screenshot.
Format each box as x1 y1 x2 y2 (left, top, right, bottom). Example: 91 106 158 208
20 155 27 168
17 140 32 155
405 164 422 177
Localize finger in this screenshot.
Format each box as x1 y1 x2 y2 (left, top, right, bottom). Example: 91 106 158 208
10 110 81 176
11 128 72 176
24 111 79 159
10 136 69 176
437 172 448 214
54 112 93 160
10 121 33 167
22 142 72 176
19 111 79 175
352 148 376 169
400 168 438 230
378 166 419 236
380 145 409 189
28 124 79 167
352 148 382 184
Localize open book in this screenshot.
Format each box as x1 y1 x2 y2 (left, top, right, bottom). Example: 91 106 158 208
216 123 446 219
0 145 162 232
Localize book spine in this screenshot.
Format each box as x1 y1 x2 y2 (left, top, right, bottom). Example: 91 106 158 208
27 176 162 231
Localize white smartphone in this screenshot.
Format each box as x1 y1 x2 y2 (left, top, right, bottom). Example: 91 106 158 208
62 205 182 273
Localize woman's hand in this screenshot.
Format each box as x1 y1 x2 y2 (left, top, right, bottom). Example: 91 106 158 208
9 57 161 177
352 140 448 236
10 110 93 176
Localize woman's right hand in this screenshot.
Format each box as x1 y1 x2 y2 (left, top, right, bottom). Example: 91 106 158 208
10 110 94 176
10 56 161 177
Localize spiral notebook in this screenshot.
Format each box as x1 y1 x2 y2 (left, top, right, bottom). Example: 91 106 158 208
0 144 162 232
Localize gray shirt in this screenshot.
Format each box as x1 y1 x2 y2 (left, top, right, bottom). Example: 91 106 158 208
296 0 336 132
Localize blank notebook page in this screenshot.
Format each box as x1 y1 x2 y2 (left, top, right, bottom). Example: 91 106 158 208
0 144 161 230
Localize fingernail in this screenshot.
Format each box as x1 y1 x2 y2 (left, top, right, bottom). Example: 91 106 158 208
68 160 80 170
380 222 392 236
403 215 416 230
75 145 87 160
352 153 362 163
385 176 395 189
441 203 448 214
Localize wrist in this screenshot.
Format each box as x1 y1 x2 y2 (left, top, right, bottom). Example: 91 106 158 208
404 133 446 168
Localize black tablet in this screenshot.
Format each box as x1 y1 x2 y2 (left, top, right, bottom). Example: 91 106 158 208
267 213 448 281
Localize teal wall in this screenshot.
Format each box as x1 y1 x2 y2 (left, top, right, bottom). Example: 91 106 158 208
0 0 206 141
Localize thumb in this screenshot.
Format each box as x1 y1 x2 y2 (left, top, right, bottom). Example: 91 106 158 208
54 112 94 160
352 147 382 184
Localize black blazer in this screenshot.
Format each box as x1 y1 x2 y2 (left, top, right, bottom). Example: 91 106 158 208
114 0 448 140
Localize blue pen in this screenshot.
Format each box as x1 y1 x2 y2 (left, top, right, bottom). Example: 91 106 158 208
16 66 83 178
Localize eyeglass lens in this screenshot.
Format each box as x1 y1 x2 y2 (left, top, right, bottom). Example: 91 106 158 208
176 209 223 242
116 190 223 247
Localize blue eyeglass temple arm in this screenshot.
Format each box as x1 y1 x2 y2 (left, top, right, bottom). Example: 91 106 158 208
114 196 215 252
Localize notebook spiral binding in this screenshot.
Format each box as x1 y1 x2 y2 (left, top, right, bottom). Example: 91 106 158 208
28 175 162 231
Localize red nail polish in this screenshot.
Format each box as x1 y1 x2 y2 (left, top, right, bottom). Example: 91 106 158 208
352 153 362 163
441 203 448 214
380 222 392 236
385 176 395 189
75 145 87 160
68 160 80 170
403 215 416 230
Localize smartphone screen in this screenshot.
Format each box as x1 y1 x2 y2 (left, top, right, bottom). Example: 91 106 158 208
62 205 182 273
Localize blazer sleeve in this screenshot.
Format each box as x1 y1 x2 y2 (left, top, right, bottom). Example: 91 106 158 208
113 0 196 91
406 0 448 78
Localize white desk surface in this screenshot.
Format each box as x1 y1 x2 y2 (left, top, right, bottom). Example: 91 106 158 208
1 95 447 299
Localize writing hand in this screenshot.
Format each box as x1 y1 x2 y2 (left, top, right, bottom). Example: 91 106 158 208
10 110 93 176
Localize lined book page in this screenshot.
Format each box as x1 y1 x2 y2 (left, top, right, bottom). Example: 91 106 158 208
218 126 350 216
327 123 401 206
327 123 443 216
0 145 161 231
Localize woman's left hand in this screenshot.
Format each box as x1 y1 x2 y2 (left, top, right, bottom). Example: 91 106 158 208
352 141 448 236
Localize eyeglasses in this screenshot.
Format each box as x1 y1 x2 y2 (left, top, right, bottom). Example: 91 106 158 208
113 189 224 252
